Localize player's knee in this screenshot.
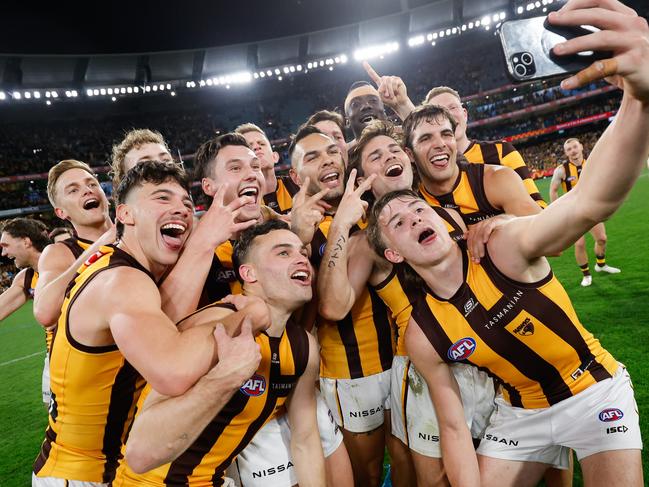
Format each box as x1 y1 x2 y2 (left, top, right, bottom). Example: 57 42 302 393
574 239 586 251
596 237 607 247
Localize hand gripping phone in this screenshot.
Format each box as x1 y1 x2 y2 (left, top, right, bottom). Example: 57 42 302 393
499 16 611 82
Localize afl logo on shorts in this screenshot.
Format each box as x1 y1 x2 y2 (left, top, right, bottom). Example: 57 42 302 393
319 243 327 257
599 408 624 422
566 176 576 182
241 374 267 397
447 337 476 361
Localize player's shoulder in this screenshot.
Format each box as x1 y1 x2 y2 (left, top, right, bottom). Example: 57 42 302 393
40 240 76 266
10 268 29 287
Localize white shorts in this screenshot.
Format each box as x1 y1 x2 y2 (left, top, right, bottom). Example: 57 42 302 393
42 353 51 405
230 393 343 487
320 369 391 433
477 365 642 466
390 356 495 457
32 473 108 487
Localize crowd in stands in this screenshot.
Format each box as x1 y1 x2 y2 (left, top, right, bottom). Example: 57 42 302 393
519 129 603 173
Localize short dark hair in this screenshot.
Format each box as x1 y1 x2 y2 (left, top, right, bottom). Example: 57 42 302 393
402 104 458 150
233 220 291 280
194 133 250 182
306 110 345 134
348 120 403 178
0 218 51 252
48 226 73 241
348 80 373 94
288 125 326 165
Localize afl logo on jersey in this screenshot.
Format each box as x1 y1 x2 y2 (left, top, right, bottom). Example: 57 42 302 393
447 337 477 361
599 408 624 422
241 374 267 397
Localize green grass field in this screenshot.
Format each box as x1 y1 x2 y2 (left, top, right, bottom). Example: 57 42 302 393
1 173 647 486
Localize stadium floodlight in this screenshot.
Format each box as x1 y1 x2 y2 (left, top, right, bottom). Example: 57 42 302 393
289 66 295 72
461 25 467 31
439 30 445 38
451 27 458 34
319 60 325 67
492 14 499 22
119 87 126 94
100 88 106 95
481 15 491 25
475 19 481 26
408 35 425 47
445 28 451 35
134 86 140 93
353 41 399 61
45 91 51 98
87 89 93 96
0 92 5 100
71 90 78 97
51 91 58 98
340 54 348 63
259 71 266 78
517 6 524 13
307 62 313 69
283 66 290 74
166 83 171 90
277 76 282 81
535 1 541 7
13 91 21 99
111 96 116 102
34 91 41 99
25 92 32 99
46 100 51 105
170 91 176 96
159 84 165 91
127 87 132 93
297 64 302 71
469 21 475 29
206 79 213 86
199 80 205 87
329 66 334 71
65 91 71 97
274 68 281 75
266 70 272 76
152 85 158 91
500 12 506 20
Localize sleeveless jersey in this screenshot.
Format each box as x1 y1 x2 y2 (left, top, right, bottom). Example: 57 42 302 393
418 162 503 226
411 246 618 409
560 159 586 193
22 267 38 300
200 241 243 307
262 176 300 214
312 216 393 379
373 207 464 356
464 139 546 208
114 319 310 487
33 246 150 483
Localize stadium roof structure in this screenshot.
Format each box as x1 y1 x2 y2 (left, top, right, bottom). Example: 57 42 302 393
0 0 646 104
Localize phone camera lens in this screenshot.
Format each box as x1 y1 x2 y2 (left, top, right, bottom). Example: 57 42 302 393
514 63 528 77
521 52 534 65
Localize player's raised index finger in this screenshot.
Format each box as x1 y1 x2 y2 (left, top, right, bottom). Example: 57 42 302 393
363 61 382 85
345 169 358 195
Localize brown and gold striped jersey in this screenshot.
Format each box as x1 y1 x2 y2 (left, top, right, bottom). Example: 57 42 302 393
114 319 310 487
559 159 586 193
418 162 503 226
373 207 464 356
262 176 300 214
200 241 243 307
33 246 149 483
312 216 394 379
464 140 546 208
411 246 618 409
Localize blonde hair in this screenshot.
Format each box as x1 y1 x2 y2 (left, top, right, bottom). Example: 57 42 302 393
234 123 269 140
110 129 169 187
424 86 461 105
47 159 96 206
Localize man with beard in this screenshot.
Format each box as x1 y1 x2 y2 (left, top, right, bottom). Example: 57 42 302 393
289 126 393 487
366 4 648 485
115 221 326 487
234 123 300 214
305 110 349 166
550 137 621 287
424 86 546 208
33 161 266 486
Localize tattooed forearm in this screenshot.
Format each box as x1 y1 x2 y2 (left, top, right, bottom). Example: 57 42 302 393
326 235 347 268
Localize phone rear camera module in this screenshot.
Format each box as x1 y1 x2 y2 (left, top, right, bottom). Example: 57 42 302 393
511 52 536 79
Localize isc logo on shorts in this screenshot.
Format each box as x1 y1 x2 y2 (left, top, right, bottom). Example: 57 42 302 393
240 374 267 396
447 337 476 361
599 408 624 422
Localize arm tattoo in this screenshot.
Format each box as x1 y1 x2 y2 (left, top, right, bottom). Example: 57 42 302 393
327 235 347 268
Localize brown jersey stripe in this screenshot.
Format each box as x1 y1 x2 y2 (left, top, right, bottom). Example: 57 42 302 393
478 142 499 165
463 163 501 221
164 393 252 483
286 323 309 378
530 192 544 202
368 287 394 372
60 237 86 259
33 426 57 474
432 207 464 241
500 141 518 159
23 268 35 299
202 247 239 305
337 312 364 379
514 166 532 181
102 361 142 483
